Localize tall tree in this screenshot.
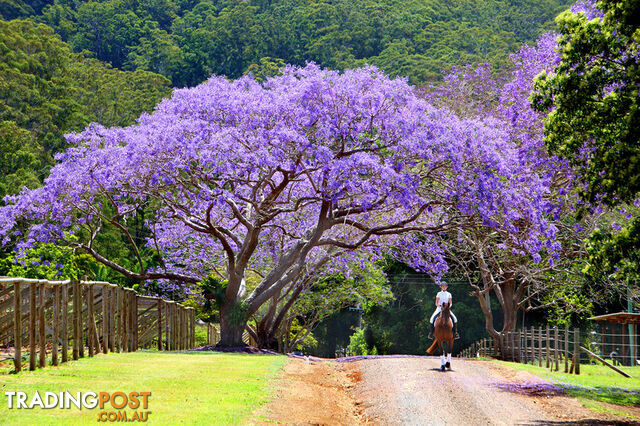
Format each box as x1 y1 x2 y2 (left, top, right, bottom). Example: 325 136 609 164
531 0 640 284
0 65 555 346
425 32 603 348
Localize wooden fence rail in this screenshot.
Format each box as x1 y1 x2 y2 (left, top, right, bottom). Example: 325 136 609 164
458 325 582 375
0 277 197 373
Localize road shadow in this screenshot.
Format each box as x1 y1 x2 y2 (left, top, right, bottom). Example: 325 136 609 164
524 421 640 425
429 367 455 372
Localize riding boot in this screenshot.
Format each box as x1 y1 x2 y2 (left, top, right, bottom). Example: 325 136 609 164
428 322 434 339
453 322 460 340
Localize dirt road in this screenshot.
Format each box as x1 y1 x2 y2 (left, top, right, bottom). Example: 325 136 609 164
255 356 639 425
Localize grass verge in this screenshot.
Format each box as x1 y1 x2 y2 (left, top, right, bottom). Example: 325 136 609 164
490 359 640 407
0 351 287 425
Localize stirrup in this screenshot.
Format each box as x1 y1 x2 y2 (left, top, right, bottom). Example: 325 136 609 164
454 332 460 340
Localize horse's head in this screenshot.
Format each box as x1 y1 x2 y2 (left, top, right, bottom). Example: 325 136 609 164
441 301 451 315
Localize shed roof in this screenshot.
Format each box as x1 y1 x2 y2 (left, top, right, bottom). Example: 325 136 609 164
589 312 640 324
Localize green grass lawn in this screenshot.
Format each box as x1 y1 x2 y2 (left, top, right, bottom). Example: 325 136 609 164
0 351 287 425
490 359 640 407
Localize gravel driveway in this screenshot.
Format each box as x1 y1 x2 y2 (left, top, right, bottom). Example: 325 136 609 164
352 357 633 425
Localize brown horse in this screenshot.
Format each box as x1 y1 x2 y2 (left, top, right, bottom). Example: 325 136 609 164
426 302 454 371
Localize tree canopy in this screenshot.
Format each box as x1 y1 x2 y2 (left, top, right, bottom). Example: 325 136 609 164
0 64 560 345
531 0 640 285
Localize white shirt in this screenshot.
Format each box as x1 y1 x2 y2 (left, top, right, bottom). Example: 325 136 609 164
436 290 452 307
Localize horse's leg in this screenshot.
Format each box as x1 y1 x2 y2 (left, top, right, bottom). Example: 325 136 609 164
440 341 448 371
445 338 453 369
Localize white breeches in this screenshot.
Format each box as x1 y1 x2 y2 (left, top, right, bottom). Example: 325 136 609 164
430 308 457 324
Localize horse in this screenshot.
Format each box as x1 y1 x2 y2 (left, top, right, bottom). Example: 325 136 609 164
426 302 454 371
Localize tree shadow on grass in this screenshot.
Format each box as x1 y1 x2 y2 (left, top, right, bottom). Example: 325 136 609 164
495 382 640 406
562 385 640 407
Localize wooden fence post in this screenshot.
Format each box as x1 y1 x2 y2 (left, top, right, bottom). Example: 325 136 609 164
180 308 184 350
62 283 68 363
173 303 178 350
189 309 193 348
52 285 59 366
166 302 171 350
13 281 22 372
574 328 580 375
29 282 37 370
173 304 178 350
529 328 533 364
554 327 559 371
538 326 543 367
505 333 510 360
179 305 183 350
129 289 134 351
118 287 124 352
133 291 138 351
564 324 569 373
72 280 79 360
183 307 187 350
191 308 196 349
102 285 108 354
546 326 550 368
38 282 46 368
122 289 129 353
157 299 163 351
88 284 94 358
109 286 116 353
76 280 85 359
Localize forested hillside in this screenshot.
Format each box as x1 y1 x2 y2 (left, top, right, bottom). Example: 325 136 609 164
2 0 571 87
0 19 171 198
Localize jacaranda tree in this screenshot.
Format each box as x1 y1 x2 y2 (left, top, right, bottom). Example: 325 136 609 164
425 32 600 341
0 64 557 346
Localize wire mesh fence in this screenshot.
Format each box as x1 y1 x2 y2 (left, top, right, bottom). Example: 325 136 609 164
459 323 640 377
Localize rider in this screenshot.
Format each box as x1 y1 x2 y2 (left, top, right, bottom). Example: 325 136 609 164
428 281 459 340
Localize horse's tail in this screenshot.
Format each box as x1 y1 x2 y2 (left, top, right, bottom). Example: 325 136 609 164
426 339 438 354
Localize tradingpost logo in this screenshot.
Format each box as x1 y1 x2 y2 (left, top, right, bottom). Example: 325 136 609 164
5 391 152 422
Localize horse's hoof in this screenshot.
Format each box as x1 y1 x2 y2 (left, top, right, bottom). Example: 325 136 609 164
440 365 445 371
445 362 451 369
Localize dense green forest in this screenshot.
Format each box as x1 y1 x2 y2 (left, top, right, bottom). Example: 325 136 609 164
2 0 571 87
0 19 171 198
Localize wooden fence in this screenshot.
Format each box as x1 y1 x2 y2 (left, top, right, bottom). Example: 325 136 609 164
459 325 583 375
0 277 197 372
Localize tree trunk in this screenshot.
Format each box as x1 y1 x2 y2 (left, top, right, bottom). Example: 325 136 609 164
217 309 248 347
254 294 280 350
500 277 518 332
473 275 521 360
